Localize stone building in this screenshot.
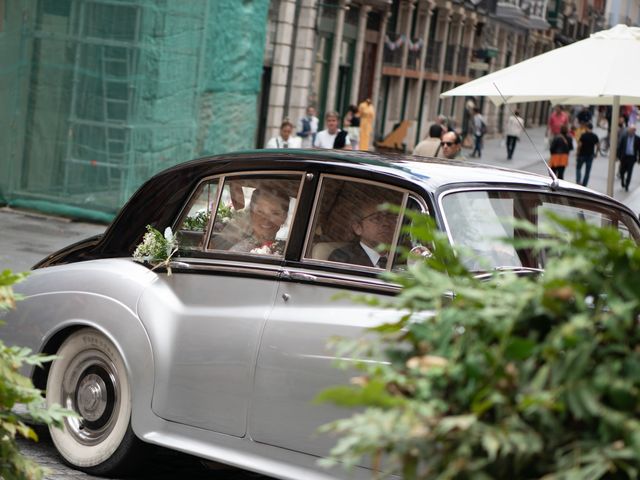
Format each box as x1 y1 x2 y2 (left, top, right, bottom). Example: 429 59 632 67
260 0 612 151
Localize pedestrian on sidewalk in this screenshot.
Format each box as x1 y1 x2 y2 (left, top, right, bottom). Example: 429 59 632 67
440 131 465 161
504 110 524 160
547 105 570 137
616 125 640 192
357 98 375 151
266 120 302 149
575 122 599 187
314 111 351 149
549 125 572 180
297 106 319 148
413 124 444 158
470 108 486 158
343 105 360 150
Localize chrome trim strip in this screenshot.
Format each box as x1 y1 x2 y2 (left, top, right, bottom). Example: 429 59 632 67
204 175 226 251
169 259 400 293
279 265 400 294
169 259 282 279
385 192 408 271
301 175 327 260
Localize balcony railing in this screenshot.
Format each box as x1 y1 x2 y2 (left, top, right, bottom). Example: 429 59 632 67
457 47 468 75
444 47 455 73
425 40 441 71
383 32 404 67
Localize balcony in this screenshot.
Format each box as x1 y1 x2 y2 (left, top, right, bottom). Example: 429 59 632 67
407 48 420 70
495 0 550 29
383 32 404 67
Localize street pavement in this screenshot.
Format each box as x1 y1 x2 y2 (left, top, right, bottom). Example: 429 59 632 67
18 431 268 480
469 125 640 215
2 126 640 479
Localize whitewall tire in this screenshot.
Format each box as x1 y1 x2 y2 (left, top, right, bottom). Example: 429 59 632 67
46 328 142 475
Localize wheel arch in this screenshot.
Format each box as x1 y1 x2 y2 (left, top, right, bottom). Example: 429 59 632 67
24 293 156 439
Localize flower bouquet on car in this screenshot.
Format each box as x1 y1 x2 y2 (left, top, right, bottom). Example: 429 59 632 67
133 225 179 275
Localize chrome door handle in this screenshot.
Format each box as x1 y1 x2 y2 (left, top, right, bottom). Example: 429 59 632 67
281 270 317 282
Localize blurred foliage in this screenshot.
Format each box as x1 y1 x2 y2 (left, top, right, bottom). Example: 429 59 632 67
0 270 74 480
319 213 640 479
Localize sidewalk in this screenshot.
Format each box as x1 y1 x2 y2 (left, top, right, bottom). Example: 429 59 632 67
472 126 640 215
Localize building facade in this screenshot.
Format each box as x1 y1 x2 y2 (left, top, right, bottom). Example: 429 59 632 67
260 0 619 151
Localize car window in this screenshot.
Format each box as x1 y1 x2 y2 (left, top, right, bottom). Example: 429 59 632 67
304 176 420 270
391 196 429 271
206 174 303 257
441 190 640 271
442 191 522 270
175 179 219 250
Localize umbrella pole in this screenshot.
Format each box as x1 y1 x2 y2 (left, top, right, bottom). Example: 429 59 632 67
607 96 620 197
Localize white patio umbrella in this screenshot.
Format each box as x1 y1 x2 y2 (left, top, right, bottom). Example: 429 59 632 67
441 24 640 197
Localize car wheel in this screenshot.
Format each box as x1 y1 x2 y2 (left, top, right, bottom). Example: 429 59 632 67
46 328 143 475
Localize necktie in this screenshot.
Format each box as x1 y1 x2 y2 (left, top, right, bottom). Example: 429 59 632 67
283 142 288 148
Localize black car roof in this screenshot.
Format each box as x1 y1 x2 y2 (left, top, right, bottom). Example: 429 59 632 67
177 149 557 190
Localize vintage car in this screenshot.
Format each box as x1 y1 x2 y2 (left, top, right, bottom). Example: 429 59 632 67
4 150 640 480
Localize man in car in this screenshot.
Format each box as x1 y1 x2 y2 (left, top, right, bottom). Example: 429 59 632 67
328 202 397 268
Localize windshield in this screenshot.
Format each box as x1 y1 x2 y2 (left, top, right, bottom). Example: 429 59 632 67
441 190 640 271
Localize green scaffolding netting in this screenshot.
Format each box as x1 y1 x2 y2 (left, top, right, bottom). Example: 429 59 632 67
0 0 269 223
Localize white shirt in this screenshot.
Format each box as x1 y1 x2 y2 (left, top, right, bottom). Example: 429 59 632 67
266 135 302 149
505 115 524 137
313 129 351 149
360 242 384 267
473 114 485 136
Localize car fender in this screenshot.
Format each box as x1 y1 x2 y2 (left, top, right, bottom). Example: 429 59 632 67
3 259 159 438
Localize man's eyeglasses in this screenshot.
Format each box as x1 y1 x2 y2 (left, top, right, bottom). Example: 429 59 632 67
360 211 397 224
441 141 456 147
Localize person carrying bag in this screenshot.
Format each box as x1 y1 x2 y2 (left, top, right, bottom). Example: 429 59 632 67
549 125 573 179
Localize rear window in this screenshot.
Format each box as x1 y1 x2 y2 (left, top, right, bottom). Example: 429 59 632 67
441 190 640 271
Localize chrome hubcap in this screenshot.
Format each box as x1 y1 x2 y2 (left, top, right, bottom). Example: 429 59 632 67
76 373 108 422
61 350 121 446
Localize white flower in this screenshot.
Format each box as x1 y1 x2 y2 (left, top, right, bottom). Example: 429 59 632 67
164 227 174 244
250 245 273 255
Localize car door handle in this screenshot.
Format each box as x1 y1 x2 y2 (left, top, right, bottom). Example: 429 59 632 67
169 260 191 269
281 270 317 282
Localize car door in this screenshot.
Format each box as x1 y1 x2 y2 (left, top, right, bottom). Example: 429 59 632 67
250 174 428 456
140 171 305 437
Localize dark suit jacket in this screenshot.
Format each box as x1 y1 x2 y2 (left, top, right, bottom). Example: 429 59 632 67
328 242 374 267
617 133 640 161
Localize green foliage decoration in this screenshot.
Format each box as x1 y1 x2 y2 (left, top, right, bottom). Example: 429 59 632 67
182 210 211 231
319 213 640 480
0 270 74 480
